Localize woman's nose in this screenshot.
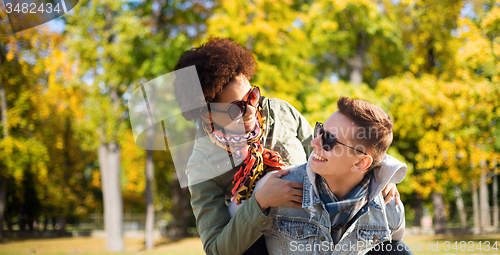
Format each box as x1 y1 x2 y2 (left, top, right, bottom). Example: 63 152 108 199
243 103 256 117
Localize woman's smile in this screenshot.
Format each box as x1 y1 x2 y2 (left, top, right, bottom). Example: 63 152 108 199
242 113 257 131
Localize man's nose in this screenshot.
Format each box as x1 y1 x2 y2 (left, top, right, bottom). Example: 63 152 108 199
310 135 321 150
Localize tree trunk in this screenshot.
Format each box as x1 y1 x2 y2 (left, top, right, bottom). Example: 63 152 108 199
413 194 422 226
349 32 367 85
143 83 156 250
6 215 12 231
432 192 446 234
0 83 6 139
19 214 26 231
0 82 7 242
180 143 191 237
479 161 491 228
145 150 154 250
170 173 180 238
493 174 498 228
28 218 34 231
43 217 48 231
0 177 5 242
453 185 467 229
58 215 66 233
170 176 190 237
181 186 189 237
99 143 124 252
472 182 480 229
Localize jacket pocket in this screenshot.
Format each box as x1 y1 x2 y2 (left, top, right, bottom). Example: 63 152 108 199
277 219 318 239
276 219 319 255
356 228 390 247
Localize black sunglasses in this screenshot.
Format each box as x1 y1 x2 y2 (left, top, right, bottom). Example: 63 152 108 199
209 86 260 121
314 122 367 155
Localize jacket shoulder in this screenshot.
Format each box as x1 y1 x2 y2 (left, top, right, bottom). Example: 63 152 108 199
268 98 301 118
279 163 307 183
360 194 404 233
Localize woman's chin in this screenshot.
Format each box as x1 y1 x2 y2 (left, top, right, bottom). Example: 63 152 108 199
244 118 256 133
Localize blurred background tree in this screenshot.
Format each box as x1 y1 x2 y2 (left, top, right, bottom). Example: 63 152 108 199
0 0 499 250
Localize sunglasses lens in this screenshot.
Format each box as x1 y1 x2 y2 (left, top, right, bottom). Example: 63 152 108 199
228 101 246 120
322 136 337 152
322 143 332 151
315 123 337 152
248 87 260 106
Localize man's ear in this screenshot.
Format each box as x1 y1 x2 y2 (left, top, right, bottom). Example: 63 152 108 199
352 154 373 172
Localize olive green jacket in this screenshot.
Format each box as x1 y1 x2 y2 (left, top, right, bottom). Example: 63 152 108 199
187 97 314 255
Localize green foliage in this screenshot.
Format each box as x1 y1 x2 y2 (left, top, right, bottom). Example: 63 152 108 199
2 0 500 227
304 0 407 85
206 0 318 111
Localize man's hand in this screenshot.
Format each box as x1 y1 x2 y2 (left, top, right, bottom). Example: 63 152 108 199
382 183 400 205
254 169 303 212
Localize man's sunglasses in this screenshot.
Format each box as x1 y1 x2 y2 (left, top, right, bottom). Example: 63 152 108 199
209 86 260 121
314 122 367 155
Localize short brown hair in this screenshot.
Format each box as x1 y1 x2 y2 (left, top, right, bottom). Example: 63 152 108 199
337 97 393 170
174 37 257 121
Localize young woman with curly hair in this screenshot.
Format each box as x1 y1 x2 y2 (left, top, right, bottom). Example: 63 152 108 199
174 38 403 255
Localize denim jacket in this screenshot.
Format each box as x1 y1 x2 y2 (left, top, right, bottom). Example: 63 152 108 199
264 154 407 255
187 97 314 255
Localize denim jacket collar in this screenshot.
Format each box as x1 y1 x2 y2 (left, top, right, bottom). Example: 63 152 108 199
301 153 407 220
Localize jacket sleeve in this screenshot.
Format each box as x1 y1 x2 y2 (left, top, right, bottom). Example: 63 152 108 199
297 110 314 159
282 100 314 158
390 197 405 241
188 160 273 255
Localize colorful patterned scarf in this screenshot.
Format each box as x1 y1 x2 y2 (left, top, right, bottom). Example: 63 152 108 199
202 106 285 204
317 171 372 243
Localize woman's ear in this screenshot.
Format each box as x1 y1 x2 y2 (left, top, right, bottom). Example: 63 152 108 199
351 154 373 172
200 101 214 123
200 111 212 123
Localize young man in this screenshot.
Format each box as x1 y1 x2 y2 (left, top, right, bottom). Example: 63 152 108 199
262 97 411 255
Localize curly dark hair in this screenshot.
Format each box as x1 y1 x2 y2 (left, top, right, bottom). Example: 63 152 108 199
174 37 257 121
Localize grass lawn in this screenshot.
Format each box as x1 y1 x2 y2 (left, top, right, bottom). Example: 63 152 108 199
0 234 499 254
0 237 205 255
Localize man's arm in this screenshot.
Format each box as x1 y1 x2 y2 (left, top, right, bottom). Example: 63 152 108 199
389 196 405 241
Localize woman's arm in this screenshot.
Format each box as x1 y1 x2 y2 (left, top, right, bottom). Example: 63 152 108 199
189 178 272 255
189 166 302 255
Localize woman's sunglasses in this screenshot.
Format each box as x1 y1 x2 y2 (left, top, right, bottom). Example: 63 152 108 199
314 122 367 155
209 86 260 121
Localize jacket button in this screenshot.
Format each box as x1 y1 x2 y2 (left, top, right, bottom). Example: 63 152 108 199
261 221 267 226
297 226 303 236
217 165 220 168
373 235 378 243
320 236 326 241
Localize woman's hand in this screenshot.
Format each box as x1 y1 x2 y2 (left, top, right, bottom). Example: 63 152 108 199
254 169 303 212
382 183 400 205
